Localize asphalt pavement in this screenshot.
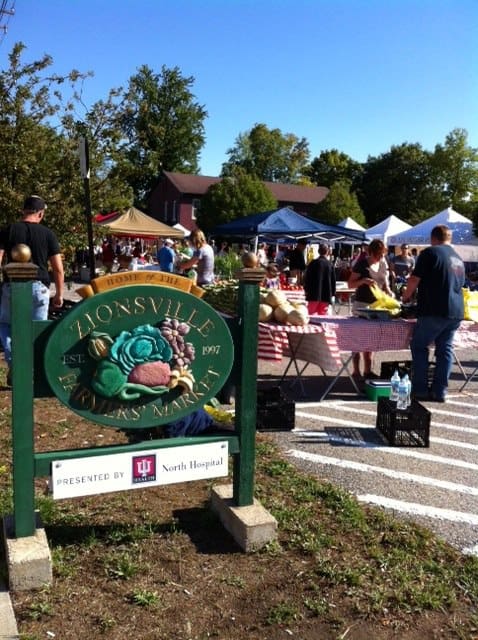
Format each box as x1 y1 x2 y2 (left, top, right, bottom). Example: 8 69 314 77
258 349 478 556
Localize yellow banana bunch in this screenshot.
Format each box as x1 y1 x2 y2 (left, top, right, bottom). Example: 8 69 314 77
369 284 401 310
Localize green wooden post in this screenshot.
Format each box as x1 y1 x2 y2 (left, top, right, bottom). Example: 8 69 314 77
10 279 36 537
233 262 264 506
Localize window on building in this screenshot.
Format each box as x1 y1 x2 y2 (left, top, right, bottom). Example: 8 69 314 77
172 200 177 223
191 198 201 220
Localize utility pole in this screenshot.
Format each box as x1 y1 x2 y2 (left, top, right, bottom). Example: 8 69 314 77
0 2 15 43
79 136 97 282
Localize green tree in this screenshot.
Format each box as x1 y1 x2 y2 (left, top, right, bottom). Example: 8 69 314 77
196 168 277 231
0 42 105 270
312 180 365 226
221 123 310 183
117 65 207 207
305 149 363 188
62 89 133 215
356 143 441 226
0 43 89 221
431 128 478 217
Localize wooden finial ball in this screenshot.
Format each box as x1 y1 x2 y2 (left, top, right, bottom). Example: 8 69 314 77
11 244 32 263
242 251 259 268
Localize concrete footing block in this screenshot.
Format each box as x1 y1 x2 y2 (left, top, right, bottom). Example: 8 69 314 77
3 514 52 591
210 483 277 552
0 580 19 638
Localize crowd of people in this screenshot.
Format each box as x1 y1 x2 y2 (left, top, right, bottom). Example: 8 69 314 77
0 198 470 403
239 232 466 402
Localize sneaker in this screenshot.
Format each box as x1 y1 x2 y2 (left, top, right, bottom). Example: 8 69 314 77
429 392 446 403
413 391 446 403
412 392 429 401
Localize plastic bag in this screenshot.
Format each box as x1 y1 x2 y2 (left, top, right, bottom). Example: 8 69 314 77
462 288 478 322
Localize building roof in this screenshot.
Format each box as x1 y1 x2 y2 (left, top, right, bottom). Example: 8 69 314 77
265 181 328 204
163 171 329 204
164 171 221 194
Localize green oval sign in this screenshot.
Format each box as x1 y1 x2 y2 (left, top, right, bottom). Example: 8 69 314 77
45 285 234 428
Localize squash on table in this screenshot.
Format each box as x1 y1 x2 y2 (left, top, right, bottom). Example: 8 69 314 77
258 303 274 321
274 303 294 323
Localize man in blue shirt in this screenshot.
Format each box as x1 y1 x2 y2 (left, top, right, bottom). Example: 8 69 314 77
402 225 465 402
157 238 175 273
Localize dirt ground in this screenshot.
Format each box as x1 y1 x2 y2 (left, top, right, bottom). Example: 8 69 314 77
1 367 477 640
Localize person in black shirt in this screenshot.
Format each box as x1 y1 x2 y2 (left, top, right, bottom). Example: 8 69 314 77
303 244 336 315
288 239 307 284
402 225 465 402
0 195 64 383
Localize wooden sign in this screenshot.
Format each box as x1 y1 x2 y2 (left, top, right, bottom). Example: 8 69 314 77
45 284 234 429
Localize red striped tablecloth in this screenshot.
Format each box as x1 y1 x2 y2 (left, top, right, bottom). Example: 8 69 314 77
258 322 343 371
280 288 306 304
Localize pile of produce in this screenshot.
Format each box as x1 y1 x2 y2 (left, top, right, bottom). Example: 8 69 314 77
279 282 302 291
259 289 309 326
368 284 401 317
202 281 309 325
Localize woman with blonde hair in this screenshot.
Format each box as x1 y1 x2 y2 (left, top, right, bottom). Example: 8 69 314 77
180 229 215 285
348 239 394 379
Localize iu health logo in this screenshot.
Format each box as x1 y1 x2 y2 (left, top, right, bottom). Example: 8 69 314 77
132 454 157 484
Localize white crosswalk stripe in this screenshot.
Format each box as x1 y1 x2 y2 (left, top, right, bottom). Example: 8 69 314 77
268 391 478 556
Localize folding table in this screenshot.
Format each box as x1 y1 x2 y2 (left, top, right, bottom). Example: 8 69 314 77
257 321 360 399
279 329 360 399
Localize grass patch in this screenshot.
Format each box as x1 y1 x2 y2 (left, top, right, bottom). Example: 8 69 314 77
2 433 478 638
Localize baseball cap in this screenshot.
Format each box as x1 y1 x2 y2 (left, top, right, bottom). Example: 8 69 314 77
23 195 47 212
164 238 174 246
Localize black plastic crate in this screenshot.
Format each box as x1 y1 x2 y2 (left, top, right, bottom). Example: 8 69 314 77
380 360 435 386
257 403 295 431
376 397 430 447
257 387 295 431
380 360 413 379
257 386 288 408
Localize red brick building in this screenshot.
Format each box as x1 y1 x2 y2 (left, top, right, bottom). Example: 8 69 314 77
148 171 329 231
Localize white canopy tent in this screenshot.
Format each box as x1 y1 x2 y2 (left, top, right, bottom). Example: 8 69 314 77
337 217 366 231
173 223 191 237
387 207 478 263
453 242 478 262
365 215 411 245
387 207 476 245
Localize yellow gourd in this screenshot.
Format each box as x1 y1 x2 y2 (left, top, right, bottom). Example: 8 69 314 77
274 303 294 323
265 290 288 308
287 307 309 326
258 303 274 321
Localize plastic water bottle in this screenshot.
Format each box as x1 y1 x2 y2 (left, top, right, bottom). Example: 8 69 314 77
397 376 408 410
390 370 400 402
402 374 412 407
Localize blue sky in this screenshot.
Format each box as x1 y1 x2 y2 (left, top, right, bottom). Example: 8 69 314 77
1 0 477 177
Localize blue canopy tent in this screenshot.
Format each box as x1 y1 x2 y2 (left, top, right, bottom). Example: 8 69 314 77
212 207 366 246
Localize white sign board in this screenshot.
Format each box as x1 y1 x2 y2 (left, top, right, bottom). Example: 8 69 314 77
51 442 229 500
